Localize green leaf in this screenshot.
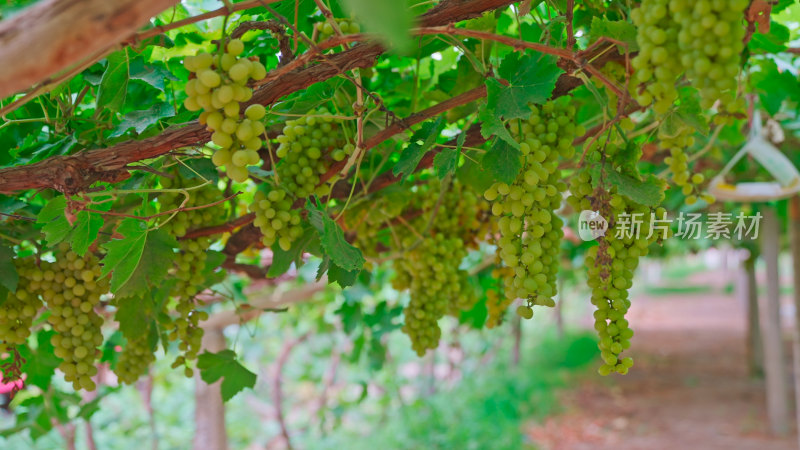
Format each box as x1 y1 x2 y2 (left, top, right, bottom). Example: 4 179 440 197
197 350 257 402
115 296 151 341
749 21 790 53
36 196 71 247
393 117 445 179
306 200 365 272
341 0 414 53
587 17 638 52
109 103 175 138
70 211 104 257
478 104 519 149
17 331 60 390
591 167 664 207
318 256 361 288
100 219 177 297
0 244 18 294
129 57 177 92
673 87 709 135
433 128 465 178
268 226 318 277
481 139 522 184
97 50 130 113
486 53 564 120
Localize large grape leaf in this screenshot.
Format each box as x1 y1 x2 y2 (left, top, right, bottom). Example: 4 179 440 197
96 50 130 114
432 131 460 179
306 200 365 272
481 139 522 184
17 331 60 390
36 196 71 247
109 103 175 138
115 296 152 341
268 226 319 277
485 53 564 120
70 210 105 257
197 350 257 402
100 219 177 297
393 117 445 179
478 104 518 149
341 0 414 53
316 255 360 288
587 17 638 51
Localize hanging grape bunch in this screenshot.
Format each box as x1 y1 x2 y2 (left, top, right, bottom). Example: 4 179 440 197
157 172 222 376
275 110 354 198
183 38 268 182
568 137 668 376
0 258 45 347
483 99 583 319
631 0 747 116
42 244 109 391
250 186 303 251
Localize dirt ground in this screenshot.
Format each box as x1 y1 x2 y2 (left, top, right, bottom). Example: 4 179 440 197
526 274 799 450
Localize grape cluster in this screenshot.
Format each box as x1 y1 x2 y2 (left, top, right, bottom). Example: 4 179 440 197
568 137 668 375
250 187 303 251
183 39 268 182
672 0 748 112
631 0 747 115
0 259 44 346
275 110 353 198
114 334 156 385
393 235 467 356
314 19 360 41
484 265 515 328
483 99 582 318
664 147 714 205
43 244 108 391
158 173 224 376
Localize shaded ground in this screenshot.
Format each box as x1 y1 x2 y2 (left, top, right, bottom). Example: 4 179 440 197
526 273 797 450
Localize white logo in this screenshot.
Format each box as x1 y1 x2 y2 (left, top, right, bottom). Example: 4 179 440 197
578 210 608 241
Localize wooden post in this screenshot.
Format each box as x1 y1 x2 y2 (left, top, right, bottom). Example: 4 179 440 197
760 206 790 436
740 254 763 376
193 328 227 450
789 196 800 446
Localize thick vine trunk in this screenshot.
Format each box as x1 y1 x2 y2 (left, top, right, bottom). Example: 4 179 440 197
789 196 800 446
0 0 179 99
760 207 789 436
740 255 763 376
193 328 227 450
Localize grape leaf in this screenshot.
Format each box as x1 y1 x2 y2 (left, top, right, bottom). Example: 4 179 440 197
115 296 152 341
590 167 665 207
0 243 18 294
393 117 445 179
70 210 104 257
317 256 361 288
481 139 522 184
306 200 365 272
341 0 414 53
197 350 257 402
97 49 130 114
36 196 71 247
128 57 177 92
433 148 458 179
749 21 790 53
17 331 60 390
478 104 519 149
109 103 175 138
485 53 564 120
587 17 638 51
101 219 177 297
268 226 318 277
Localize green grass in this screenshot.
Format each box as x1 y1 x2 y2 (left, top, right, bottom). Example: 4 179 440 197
307 332 599 450
644 285 714 296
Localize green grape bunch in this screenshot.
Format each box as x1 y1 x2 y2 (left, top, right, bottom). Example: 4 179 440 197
483 99 583 319
42 244 109 391
0 258 45 347
275 109 354 199
183 38 268 182
250 186 303 251
568 136 668 376
393 234 468 356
